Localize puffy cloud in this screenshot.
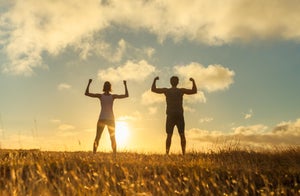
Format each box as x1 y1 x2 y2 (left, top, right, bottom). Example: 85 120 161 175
244 109 253 119
75 37 155 63
1 0 107 75
273 119 300 135
174 62 235 92
141 90 165 105
105 0 300 44
2 0 300 75
185 91 206 103
188 120 300 149
98 60 155 82
144 47 155 58
86 39 127 63
233 124 268 135
183 106 196 113
187 128 223 142
199 117 213 123
57 83 71 91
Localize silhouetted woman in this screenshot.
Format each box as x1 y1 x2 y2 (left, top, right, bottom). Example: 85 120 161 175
85 79 129 154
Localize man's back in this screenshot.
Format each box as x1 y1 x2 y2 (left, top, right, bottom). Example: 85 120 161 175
165 88 184 115
151 76 197 155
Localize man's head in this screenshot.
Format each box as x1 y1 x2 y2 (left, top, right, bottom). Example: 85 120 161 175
103 81 112 92
170 76 179 87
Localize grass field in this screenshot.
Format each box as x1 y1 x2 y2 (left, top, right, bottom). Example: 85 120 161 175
0 147 299 195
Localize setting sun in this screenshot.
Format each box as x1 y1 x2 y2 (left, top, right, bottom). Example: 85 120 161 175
115 121 130 148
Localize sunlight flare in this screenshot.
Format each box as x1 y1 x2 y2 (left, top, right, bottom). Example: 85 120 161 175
115 121 130 148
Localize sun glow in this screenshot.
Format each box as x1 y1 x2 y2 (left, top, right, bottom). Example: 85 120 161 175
115 121 130 148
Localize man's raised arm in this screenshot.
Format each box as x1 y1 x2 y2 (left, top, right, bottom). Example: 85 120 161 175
182 78 197 95
151 76 166 94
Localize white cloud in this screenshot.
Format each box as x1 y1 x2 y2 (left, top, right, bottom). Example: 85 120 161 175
106 0 300 44
141 90 165 105
233 124 268 135
244 109 253 119
57 83 71 91
92 39 127 63
187 120 300 149
75 37 155 63
244 114 252 120
273 119 300 135
98 60 155 82
199 117 213 123
2 0 300 75
185 91 206 103
1 0 107 75
187 128 223 142
174 62 235 92
145 47 155 58
183 106 196 113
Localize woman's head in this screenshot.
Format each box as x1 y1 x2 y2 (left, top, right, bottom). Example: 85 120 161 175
103 81 112 92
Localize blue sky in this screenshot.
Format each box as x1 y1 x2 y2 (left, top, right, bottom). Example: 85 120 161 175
0 0 300 152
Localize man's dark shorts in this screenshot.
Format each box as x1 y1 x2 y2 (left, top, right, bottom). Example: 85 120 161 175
166 113 185 134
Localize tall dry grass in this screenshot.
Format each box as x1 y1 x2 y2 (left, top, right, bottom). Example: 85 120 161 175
0 147 299 195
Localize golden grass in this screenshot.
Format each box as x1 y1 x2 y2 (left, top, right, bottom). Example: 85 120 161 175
0 147 299 195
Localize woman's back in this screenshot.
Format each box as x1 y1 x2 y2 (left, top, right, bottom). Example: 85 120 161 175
99 94 114 120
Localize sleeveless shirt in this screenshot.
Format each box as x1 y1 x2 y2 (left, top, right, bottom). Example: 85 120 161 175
99 94 114 120
164 88 184 115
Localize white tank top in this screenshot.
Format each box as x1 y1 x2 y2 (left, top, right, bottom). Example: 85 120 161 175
99 94 114 120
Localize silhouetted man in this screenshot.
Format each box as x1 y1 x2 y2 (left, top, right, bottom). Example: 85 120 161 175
151 76 197 155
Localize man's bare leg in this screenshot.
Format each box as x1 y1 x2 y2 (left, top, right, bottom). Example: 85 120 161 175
179 133 186 155
166 133 173 155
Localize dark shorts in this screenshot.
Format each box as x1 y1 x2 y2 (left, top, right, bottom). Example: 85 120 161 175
166 114 185 134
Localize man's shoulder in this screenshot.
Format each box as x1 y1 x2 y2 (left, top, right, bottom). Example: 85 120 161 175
165 88 184 96
170 88 184 92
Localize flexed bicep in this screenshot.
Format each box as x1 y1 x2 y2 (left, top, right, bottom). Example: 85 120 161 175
182 78 197 95
152 88 167 94
151 76 167 94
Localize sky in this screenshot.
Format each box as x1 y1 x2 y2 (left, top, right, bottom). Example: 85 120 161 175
0 0 300 153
